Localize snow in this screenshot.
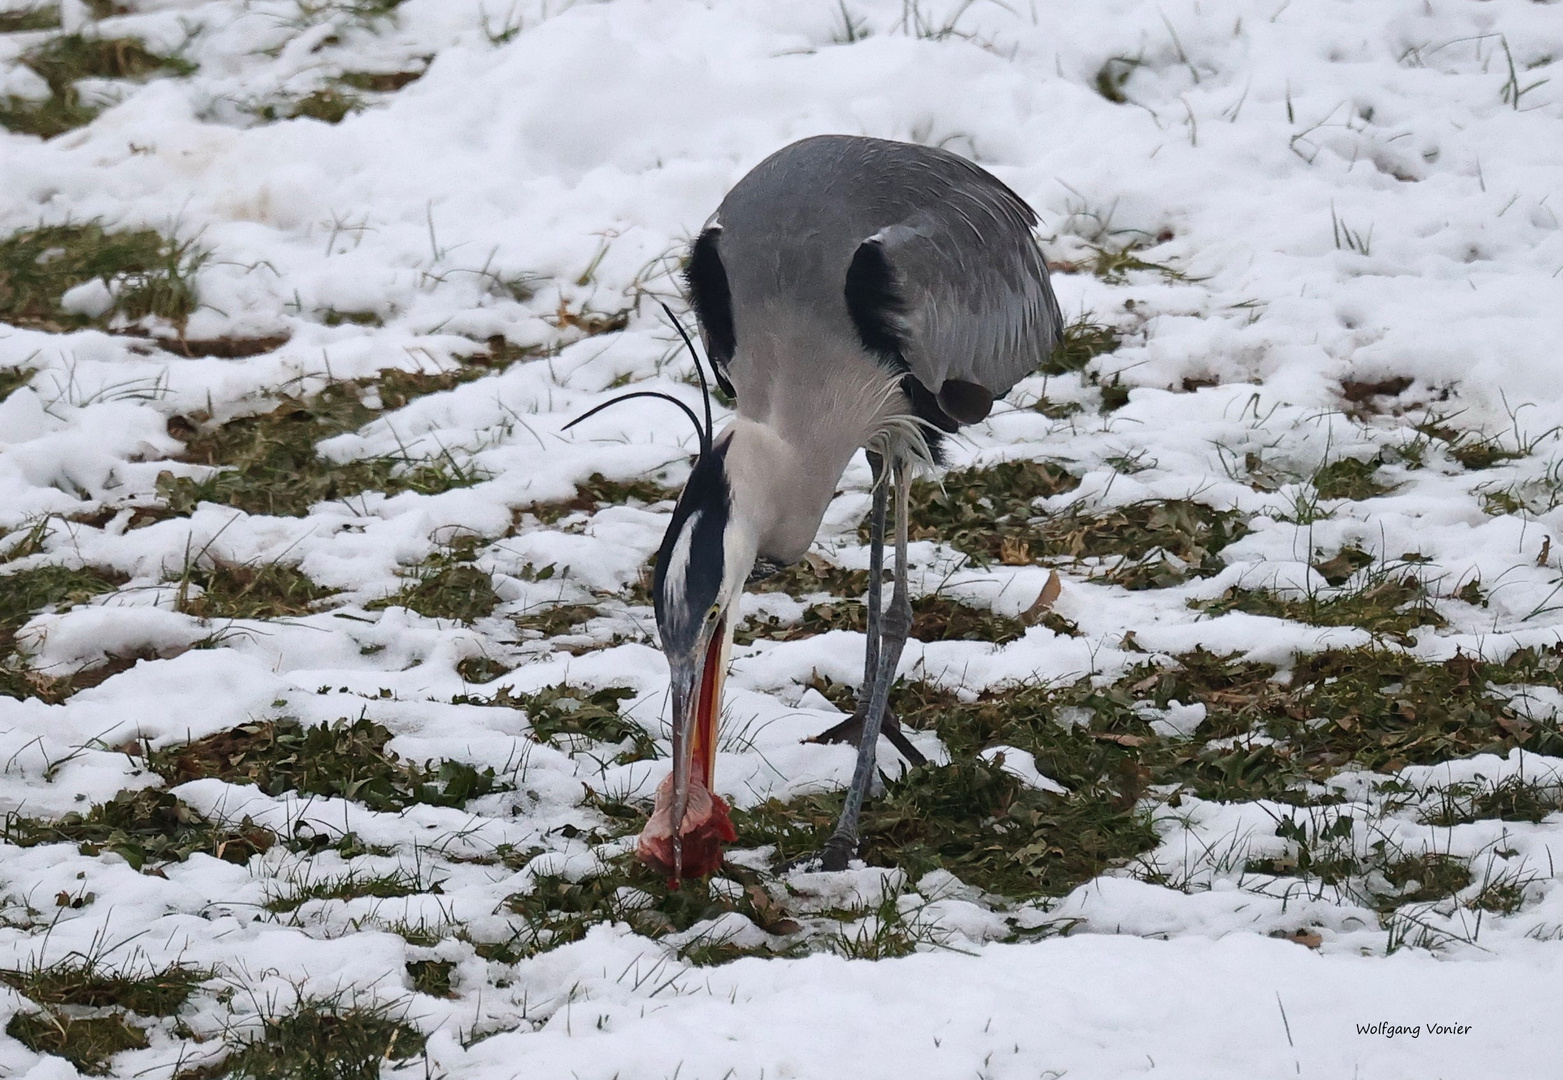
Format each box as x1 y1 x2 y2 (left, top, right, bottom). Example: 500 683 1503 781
446 927 1563 1080
2 0 1563 1077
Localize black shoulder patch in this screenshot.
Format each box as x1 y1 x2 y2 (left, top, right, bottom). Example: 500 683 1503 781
844 237 910 363
901 375 959 436
685 229 736 380
937 379 994 424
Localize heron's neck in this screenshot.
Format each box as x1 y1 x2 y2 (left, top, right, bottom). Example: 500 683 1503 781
722 417 854 567
721 318 911 565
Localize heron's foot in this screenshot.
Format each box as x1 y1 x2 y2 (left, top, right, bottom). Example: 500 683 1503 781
808 707 927 767
777 836 856 874
776 850 823 874
821 833 856 872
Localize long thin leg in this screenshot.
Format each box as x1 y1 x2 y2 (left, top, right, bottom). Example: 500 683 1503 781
823 457 913 871
807 454 924 765
858 451 887 715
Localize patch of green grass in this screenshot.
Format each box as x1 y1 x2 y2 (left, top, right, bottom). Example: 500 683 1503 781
1476 458 1563 518
1 363 38 402
1196 564 1445 644
2 516 52 563
503 861 799 961
1418 774 1563 827
370 558 497 624
266 866 435 912
562 649 1563 914
510 645 1563 932
1373 850 1472 906
1 564 128 701
886 458 1081 566
382 918 447 948
1093 55 1141 103
0 957 207 1014
860 644 1563 822
1043 314 1121 376
1243 811 1473 914
254 86 363 124
523 472 674 525
148 716 509 814
0 7 61 34
1312 545 1375 586
513 601 599 639
736 743 1156 902
405 959 455 997
3 789 277 870
250 67 425 125
1 33 196 138
729 791 841 868
1468 874 1531 915
1096 372 1131 412
6 1009 148 1075
748 555 867 599
1028 500 1248 589
454 654 512 683
334 0 411 21
286 831 397 861
773 675 1166 886
174 558 335 620
1031 395 1083 419
0 83 99 138
508 684 655 763
216 998 425 1080
1160 646 1563 777
1 564 125 641
319 307 383 327
1 644 196 706
337 69 424 92
737 593 1030 647
0 223 205 331
1411 417 1547 472
1314 456 1393 500
158 359 518 518
26 33 195 83
496 644 1563 931
825 882 951 959
1087 242 1184 285
1240 809 1358 886
869 755 1157 898
1449 436 1528 471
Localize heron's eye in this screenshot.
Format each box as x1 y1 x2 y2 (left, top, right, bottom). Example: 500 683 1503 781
706 605 720 622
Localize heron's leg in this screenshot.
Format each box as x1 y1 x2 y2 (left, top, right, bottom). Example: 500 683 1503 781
823 457 913 871
858 450 888 711
809 452 925 764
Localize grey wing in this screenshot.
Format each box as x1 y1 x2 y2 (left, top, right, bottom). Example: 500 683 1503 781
852 179 1062 422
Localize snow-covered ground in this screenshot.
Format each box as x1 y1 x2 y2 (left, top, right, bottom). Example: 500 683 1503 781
3 1 1563 1077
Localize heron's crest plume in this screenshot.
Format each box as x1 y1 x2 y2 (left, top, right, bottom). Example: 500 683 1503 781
561 302 716 455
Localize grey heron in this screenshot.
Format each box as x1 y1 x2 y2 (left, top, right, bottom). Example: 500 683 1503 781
578 134 1062 882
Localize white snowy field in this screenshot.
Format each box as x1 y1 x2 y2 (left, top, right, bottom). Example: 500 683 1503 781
2 0 1563 1077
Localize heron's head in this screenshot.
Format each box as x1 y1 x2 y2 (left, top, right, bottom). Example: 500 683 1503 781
638 436 755 882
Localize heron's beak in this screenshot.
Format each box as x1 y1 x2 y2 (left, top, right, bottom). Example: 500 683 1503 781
640 610 737 884
671 613 727 827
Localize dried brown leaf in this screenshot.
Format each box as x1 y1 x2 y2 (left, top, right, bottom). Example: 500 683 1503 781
1021 571 1062 623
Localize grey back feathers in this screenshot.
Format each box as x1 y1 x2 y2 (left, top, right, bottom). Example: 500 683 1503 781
686 134 1061 435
